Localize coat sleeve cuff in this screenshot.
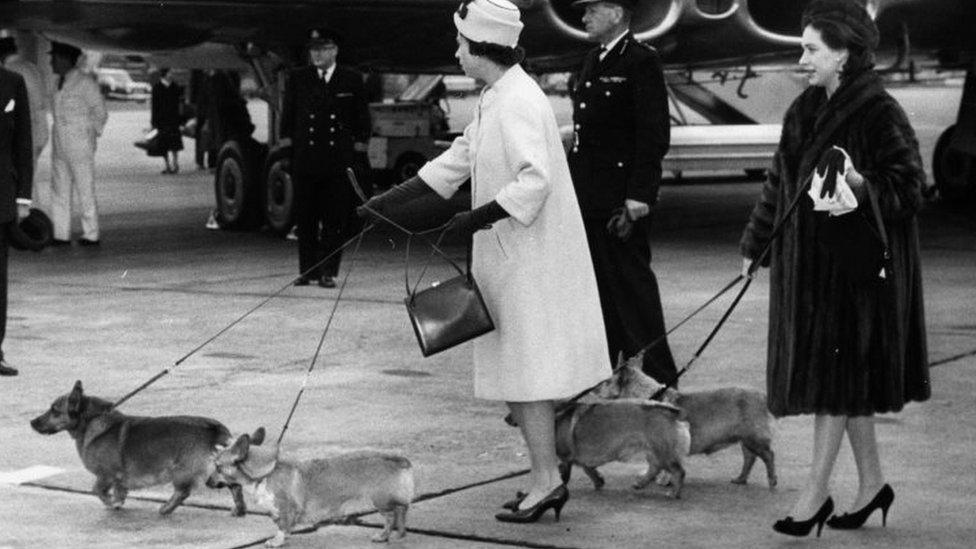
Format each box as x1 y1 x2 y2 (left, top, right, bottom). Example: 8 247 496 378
16 198 32 206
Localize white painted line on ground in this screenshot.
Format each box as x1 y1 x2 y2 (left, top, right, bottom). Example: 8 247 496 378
0 465 65 484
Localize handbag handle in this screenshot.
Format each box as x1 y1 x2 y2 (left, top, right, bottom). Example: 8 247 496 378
404 229 470 303
863 180 890 260
345 167 468 300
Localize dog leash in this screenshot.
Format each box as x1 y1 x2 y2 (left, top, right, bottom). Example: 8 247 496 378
111 213 378 410
275 229 368 448
649 170 816 400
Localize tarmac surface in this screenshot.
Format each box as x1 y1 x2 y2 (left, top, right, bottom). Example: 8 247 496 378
1 85 975 548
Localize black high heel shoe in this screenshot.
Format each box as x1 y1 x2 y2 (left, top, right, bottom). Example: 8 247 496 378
827 484 894 529
495 485 569 523
773 497 834 538
501 491 526 511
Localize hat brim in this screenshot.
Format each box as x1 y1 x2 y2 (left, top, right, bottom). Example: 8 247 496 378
9 208 53 252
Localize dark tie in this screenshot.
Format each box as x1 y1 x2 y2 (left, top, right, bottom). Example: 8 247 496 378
57 75 65 90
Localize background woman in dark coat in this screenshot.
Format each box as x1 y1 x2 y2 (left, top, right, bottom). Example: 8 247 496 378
150 67 183 174
739 0 929 537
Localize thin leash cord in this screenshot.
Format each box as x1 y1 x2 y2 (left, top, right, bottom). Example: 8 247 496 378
562 273 745 407
276 229 367 448
111 224 376 410
649 170 816 400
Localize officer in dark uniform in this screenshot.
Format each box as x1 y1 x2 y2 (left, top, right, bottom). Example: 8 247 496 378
568 0 677 385
281 28 371 288
0 65 33 376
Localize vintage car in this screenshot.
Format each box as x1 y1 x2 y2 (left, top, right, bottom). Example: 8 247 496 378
95 68 151 102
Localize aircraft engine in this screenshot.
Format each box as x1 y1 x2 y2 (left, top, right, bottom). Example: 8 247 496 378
543 0 684 42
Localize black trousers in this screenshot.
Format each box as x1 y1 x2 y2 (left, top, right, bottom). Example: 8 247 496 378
0 224 9 361
294 169 359 279
583 217 677 386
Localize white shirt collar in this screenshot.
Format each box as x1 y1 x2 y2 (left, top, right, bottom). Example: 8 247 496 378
318 64 336 82
600 31 629 59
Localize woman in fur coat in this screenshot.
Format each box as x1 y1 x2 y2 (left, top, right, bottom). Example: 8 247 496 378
739 0 929 537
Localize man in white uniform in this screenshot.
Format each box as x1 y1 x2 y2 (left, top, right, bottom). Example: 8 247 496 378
49 41 106 246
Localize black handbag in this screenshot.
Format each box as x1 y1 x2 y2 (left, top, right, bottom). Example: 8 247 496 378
403 235 494 357
818 181 891 283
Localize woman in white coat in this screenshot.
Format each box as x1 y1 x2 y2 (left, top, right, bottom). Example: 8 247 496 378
361 0 611 523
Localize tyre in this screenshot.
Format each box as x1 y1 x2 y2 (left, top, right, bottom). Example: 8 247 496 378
933 124 976 202
214 139 264 230
392 152 427 185
264 152 294 237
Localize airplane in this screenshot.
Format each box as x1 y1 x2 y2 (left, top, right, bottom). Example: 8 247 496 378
2 0 974 234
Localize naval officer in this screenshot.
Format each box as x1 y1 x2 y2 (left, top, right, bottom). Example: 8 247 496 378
568 0 677 385
281 28 371 288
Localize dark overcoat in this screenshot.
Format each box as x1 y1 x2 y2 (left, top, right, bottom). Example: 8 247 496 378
740 70 929 417
280 65 370 177
568 33 669 219
151 81 183 151
0 68 32 224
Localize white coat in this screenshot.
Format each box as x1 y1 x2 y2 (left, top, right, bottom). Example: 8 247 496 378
418 65 611 401
51 68 107 241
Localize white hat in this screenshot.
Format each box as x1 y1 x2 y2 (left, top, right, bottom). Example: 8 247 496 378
454 0 524 48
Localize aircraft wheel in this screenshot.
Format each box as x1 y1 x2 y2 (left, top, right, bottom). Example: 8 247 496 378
214 140 263 230
933 124 976 201
264 153 294 237
392 152 426 185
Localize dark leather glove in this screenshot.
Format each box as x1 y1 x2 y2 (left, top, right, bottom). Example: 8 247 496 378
605 207 634 240
443 200 508 240
356 176 433 221
816 147 847 199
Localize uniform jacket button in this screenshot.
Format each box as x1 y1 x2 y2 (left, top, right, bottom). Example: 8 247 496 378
585 81 591 88
580 102 587 109
330 114 336 119
605 91 611 96
617 161 624 167
329 141 335 146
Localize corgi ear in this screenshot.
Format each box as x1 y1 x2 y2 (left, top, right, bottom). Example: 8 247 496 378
229 434 251 462
68 380 84 413
250 427 266 446
629 349 646 369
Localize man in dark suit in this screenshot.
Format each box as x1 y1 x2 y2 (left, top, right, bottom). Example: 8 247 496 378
0 66 33 376
568 0 677 385
281 28 371 288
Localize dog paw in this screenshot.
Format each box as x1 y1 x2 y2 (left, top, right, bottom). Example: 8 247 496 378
264 532 286 548
370 533 390 543
230 507 246 517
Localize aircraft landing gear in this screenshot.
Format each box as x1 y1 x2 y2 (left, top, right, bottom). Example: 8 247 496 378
933 124 976 201
932 64 976 203
263 148 294 237
214 138 267 230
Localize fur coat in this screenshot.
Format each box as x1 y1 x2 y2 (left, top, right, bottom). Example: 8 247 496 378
740 70 930 417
